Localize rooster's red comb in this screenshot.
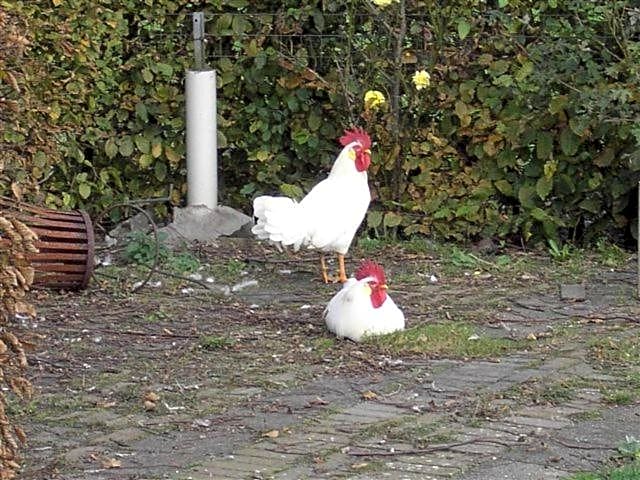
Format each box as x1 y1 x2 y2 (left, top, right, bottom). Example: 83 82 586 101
339 128 371 150
355 260 386 284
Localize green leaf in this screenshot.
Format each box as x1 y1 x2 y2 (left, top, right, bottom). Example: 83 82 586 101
383 212 403 228
217 130 228 149
629 150 640 171
308 112 322 132
135 135 150 154
569 116 590 136
246 39 258 57
255 150 269 161
579 198 601 214
367 211 383 229
279 183 304 201
138 153 153 168
156 63 173 77
292 129 310 145
556 174 575 195
119 136 134 157
312 11 325 32
151 140 162 159
457 19 471 40
593 148 614 167
536 176 553 200
78 183 91 200
530 207 550 222
165 145 181 165
494 179 513 197
135 102 148 122
498 0 508 6
515 61 533 82
518 184 536 209
105 138 118 159
154 161 167 181
549 95 568 115
559 128 579 156
536 132 553 160
142 69 153 83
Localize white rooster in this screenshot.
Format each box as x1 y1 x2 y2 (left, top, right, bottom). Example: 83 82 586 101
252 128 372 283
324 260 405 342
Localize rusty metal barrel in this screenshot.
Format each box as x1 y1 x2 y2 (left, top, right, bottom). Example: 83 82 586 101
0 197 95 290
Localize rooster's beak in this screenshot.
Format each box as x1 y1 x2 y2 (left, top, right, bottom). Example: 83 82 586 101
380 284 388 290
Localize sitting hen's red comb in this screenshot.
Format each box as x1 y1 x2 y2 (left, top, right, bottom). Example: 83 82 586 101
355 260 386 283
339 128 371 150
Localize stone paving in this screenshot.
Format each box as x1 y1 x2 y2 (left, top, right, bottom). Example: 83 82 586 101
17 250 640 480
185 350 632 480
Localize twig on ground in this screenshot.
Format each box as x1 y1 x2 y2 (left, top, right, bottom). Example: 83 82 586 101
549 437 615 451
347 437 520 456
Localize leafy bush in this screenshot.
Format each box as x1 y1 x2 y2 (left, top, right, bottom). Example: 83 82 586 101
2 0 639 244
124 231 200 273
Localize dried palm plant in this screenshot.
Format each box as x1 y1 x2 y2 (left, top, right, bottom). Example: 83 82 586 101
0 215 37 479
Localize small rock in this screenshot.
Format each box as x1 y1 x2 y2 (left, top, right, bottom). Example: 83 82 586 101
231 279 258 292
560 284 586 301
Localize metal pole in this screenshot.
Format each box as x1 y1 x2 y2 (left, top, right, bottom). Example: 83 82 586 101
192 12 205 70
185 12 217 209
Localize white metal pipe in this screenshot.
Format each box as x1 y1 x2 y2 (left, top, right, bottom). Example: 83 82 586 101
186 69 217 209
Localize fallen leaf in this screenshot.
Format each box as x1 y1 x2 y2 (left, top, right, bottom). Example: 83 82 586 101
162 328 174 335
351 462 369 469
143 400 156 411
526 333 537 340
144 391 160 402
101 457 122 469
262 429 279 438
309 397 329 406
361 390 378 400
96 400 116 408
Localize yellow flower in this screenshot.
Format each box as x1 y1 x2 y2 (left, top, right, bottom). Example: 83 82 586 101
412 70 431 90
364 90 386 111
372 0 398 7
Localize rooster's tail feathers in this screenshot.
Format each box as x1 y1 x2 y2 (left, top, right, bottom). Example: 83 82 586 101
251 196 308 250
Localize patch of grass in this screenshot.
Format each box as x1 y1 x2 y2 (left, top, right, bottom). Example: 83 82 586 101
570 410 603 421
357 237 393 255
209 259 246 282
566 437 640 479
537 381 577 404
144 310 168 322
402 236 434 254
367 321 529 358
312 337 335 353
590 337 640 367
124 231 201 274
356 417 454 449
548 239 576 262
449 246 479 268
501 377 590 406
198 335 235 351
566 461 640 480
603 390 635 406
595 239 630 269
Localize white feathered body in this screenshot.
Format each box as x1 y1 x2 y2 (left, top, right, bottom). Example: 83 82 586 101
251 142 370 255
324 278 405 342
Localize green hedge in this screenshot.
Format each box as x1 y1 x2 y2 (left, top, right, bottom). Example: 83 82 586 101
1 0 639 243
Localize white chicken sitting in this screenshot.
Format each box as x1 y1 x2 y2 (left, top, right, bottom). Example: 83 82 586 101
252 128 372 283
324 260 405 342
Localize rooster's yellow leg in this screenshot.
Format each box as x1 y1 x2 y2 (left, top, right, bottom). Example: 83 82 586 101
320 255 330 283
337 254 348 283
